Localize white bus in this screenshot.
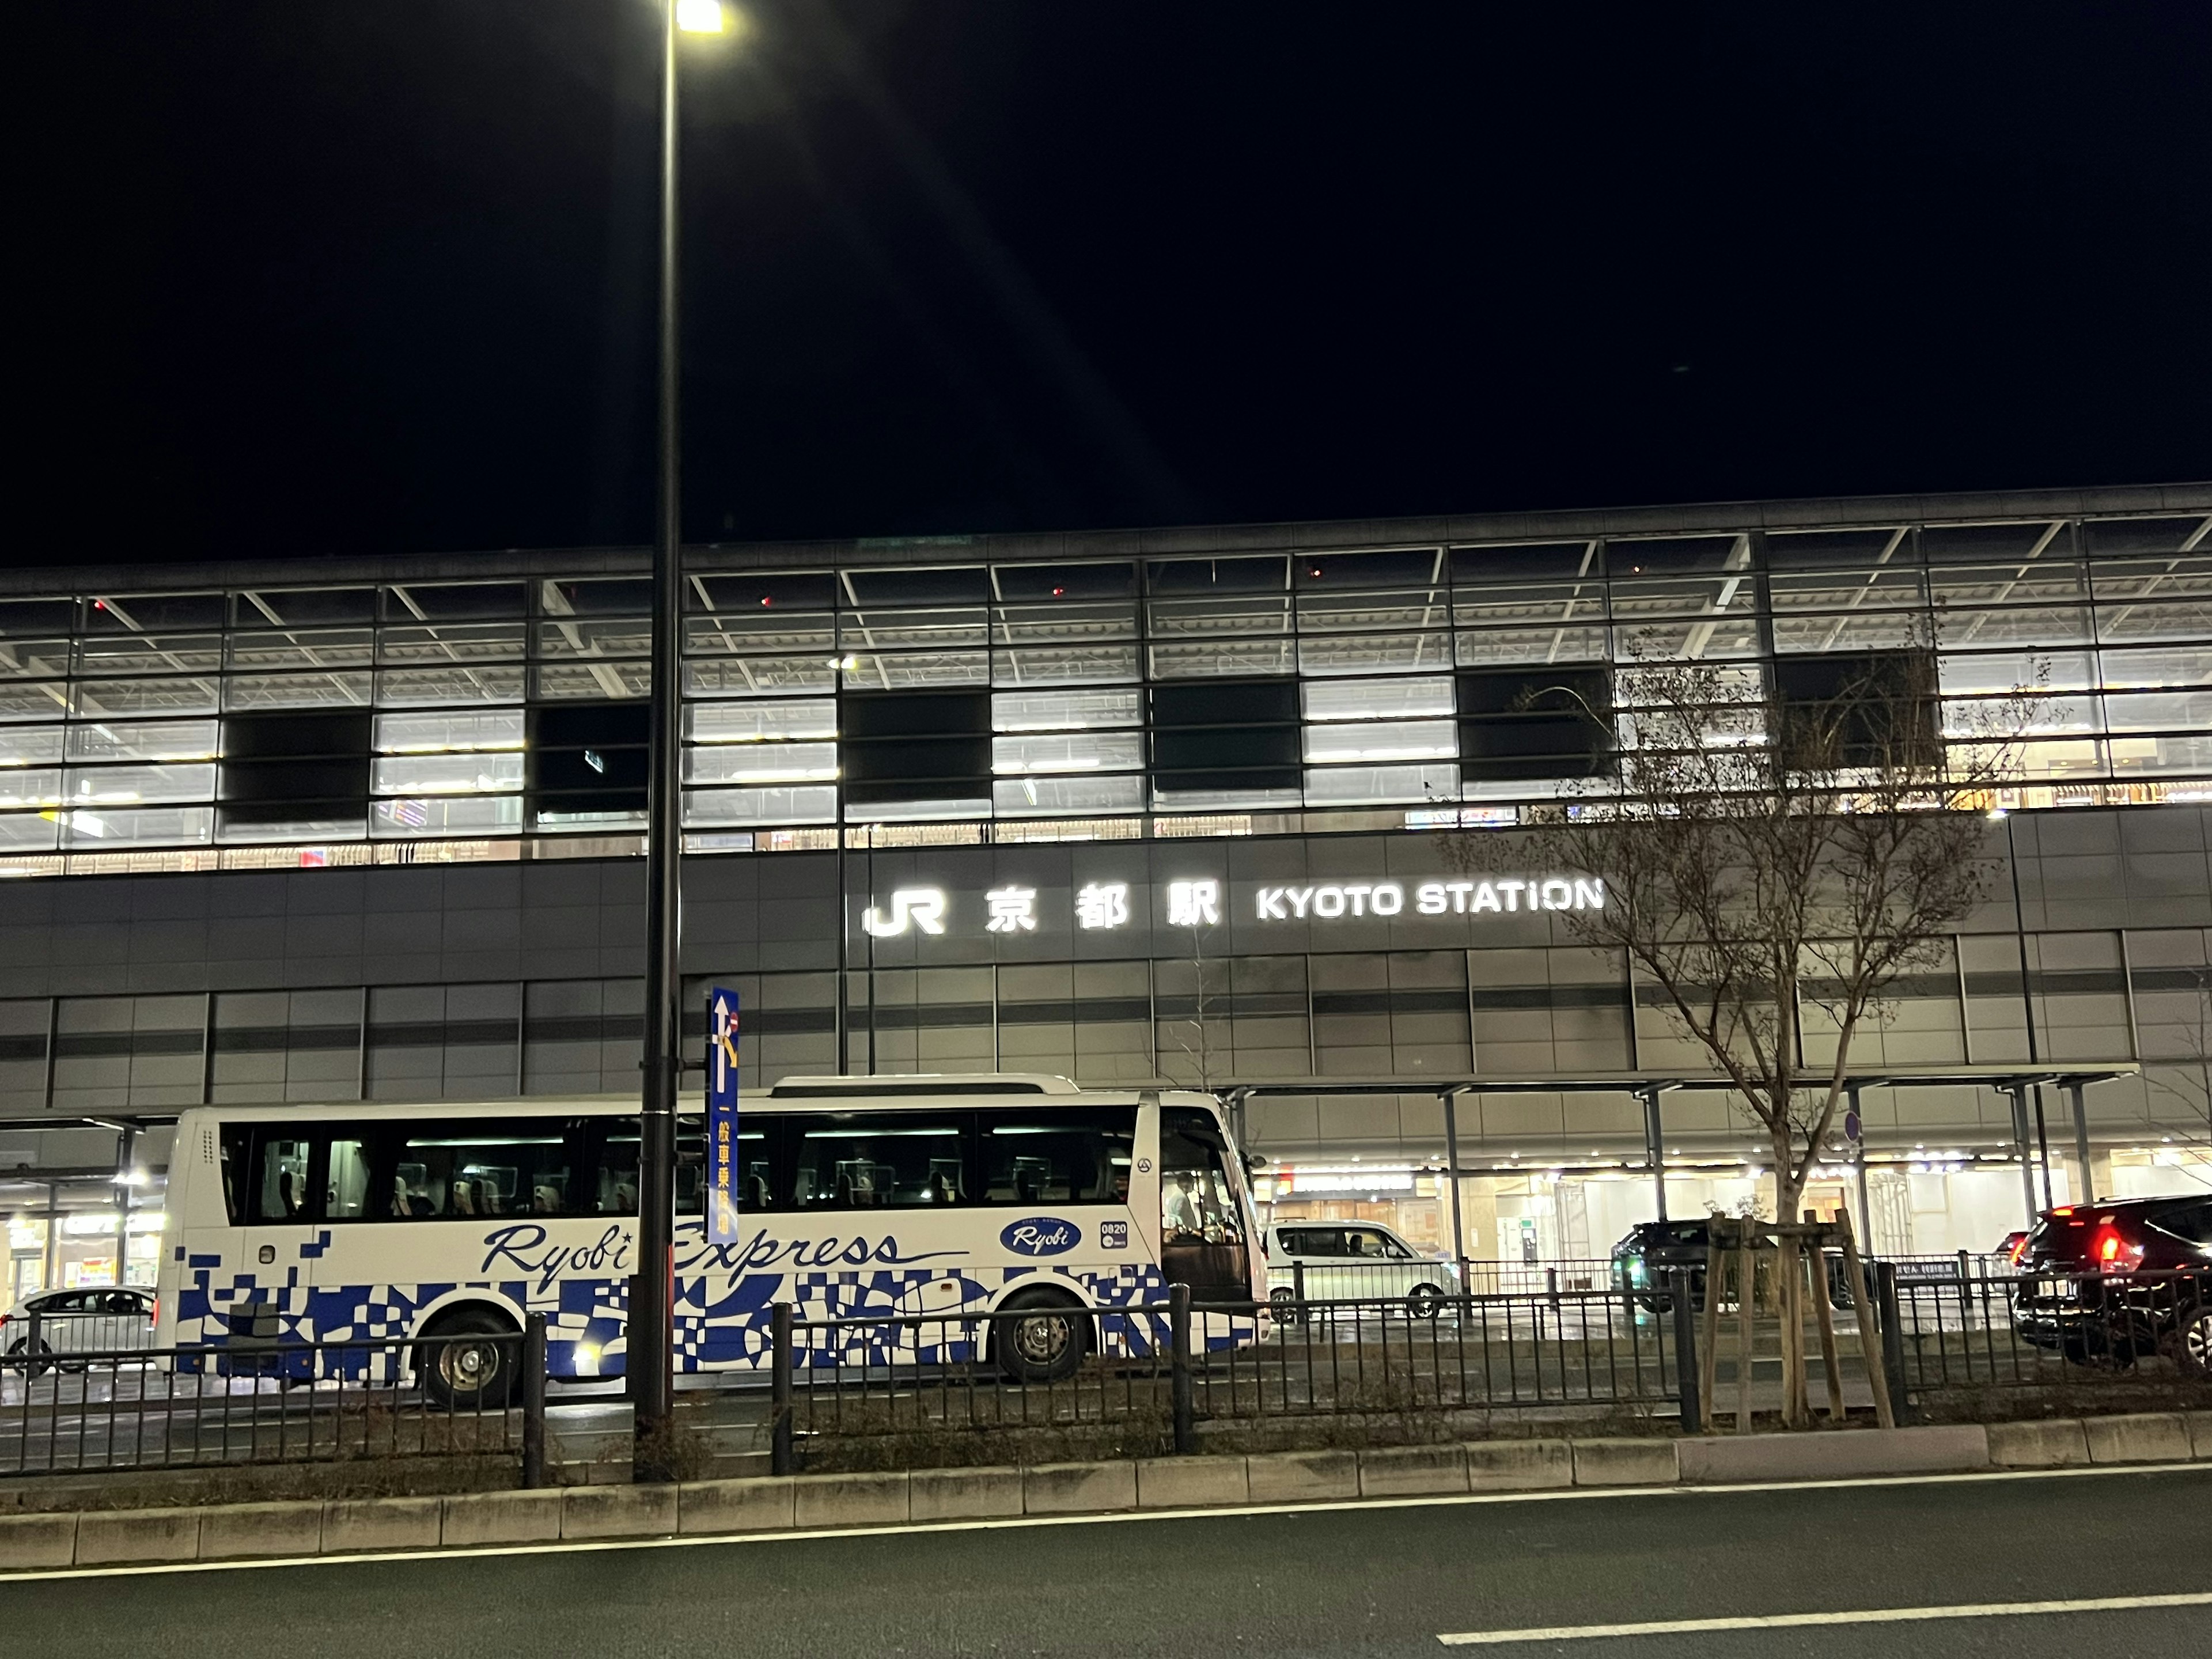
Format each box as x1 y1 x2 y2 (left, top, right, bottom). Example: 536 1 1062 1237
153 1075 1265 1405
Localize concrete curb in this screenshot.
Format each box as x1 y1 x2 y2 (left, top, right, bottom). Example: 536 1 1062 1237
4 1413 2207 1574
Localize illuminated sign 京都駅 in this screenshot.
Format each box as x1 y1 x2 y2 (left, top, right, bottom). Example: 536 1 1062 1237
854 877 1603 936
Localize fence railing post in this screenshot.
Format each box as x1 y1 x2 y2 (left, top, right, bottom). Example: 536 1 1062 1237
1874 1261 1913 1425
1168 1282 1195 1455
520 1312 547 1488
770 1301 794 1476
1669 1269 1700 1434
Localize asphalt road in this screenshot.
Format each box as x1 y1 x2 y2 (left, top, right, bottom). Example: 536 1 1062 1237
3 1467 2207 1657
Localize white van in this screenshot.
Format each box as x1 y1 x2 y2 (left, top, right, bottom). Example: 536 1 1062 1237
1266 1221 1457 1313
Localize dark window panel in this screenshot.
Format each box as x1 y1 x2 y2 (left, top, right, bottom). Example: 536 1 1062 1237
1151 677 1299 786
225 710 374 762
991 561 1137 602
843 735 991 800
382 582 528 622
842 688 990 740
0 598 78 636
86 592 225 632
1771 650 1941 766
1765 529 1912 569
530 701 650 816
1145 555 1289 596
1921 522 2061 563
842 566 988 607
235 588 377 627
688 571 838 612
1456 665 1613 782
1150 679 1297 730
1294 548 1442 588
540 578 653 616
2083 517 2207 557
218 711 372 824
1448 542 1594 584
1605 536 1743 575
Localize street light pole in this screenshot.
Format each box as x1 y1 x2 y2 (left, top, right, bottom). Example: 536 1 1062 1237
631 0 696 1479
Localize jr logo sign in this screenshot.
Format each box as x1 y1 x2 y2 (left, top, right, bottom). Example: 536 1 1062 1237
999 1217 1081 1257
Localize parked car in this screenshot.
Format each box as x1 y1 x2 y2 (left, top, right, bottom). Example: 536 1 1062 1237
1268 1222 1457 1315
1611 1219 1715 1310
2011 1196 2212 1374
1 1286 156 1372
1611 1218 1866 1312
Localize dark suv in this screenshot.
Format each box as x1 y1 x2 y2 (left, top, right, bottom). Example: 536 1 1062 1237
2012 1195 2212 1375
1612 1217 1864 1311
1612 1220 1714 1309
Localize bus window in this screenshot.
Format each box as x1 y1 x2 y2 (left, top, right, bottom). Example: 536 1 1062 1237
394 1120 573 1219
592 1119 642 1215
590 1119 776 1214
977 1108 1134 1205
220 1124 253 1225
1158 1109 1244 1246
791 1115 967 1210
327 1137 372 1219
251 1135 310 1224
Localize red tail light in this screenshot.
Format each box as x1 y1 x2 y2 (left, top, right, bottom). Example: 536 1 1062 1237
2008 1233 2032 1266
151 1296 160 1329
2090 1225 2143 1271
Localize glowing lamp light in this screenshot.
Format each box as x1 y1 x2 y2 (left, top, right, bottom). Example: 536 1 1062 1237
676 0 727 32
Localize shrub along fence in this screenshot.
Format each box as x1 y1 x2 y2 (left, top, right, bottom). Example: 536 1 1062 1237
774 1281 1705 1472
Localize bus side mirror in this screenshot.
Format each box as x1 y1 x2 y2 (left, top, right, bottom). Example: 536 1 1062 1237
1243 1153 1268 1175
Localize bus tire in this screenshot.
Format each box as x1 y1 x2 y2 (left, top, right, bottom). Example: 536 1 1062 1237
417 1306 518 1411
994 1291 1089 1385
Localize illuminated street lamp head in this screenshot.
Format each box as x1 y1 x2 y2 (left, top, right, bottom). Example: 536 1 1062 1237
676 0 728 33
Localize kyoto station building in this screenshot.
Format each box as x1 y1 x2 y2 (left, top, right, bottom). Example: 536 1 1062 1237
5 481 2211 1300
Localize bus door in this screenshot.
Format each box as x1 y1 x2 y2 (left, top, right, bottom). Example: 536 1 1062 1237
1157 1105 1252 1306
219 1126 322 1377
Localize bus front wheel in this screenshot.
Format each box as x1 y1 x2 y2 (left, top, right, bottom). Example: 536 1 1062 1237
418 1307 517 1411
995 1293 1089 1385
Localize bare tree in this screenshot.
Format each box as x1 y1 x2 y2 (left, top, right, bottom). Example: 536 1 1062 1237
1449 643 2034 1422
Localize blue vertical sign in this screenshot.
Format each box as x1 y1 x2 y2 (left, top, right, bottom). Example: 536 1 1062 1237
707 985 741 1244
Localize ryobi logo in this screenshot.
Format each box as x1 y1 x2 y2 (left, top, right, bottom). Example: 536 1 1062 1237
1000 1217 1081 1257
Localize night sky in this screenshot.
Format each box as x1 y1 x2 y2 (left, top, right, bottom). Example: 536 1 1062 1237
14 2 2211 569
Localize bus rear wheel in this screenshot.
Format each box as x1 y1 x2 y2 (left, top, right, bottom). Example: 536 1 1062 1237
995 1293 1088 1385
418 1307 517 1410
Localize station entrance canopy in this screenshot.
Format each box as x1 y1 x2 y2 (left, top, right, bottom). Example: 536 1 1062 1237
1212 1064 2139 1241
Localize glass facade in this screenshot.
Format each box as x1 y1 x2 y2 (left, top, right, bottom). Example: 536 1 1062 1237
5 502 2209 873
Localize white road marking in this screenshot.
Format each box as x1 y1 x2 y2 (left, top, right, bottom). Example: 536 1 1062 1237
1437 1590 2212 1645
1 1460 2205 1585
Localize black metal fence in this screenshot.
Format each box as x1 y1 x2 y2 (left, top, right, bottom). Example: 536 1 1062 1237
8 1266 2203 1482
773 1279 1701 1471
0 1320 550 1482
1888 1266 2212 1399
